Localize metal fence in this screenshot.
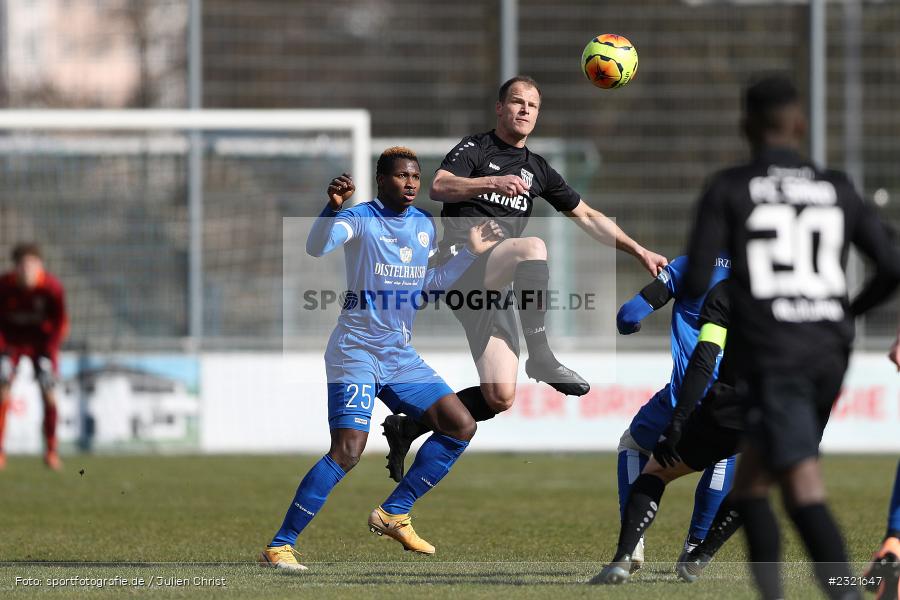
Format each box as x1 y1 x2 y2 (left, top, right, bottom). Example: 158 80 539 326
1 0 897 350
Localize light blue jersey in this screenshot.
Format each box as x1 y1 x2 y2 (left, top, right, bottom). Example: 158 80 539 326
307 198 476 431
308 199 475 347
659 255 731 408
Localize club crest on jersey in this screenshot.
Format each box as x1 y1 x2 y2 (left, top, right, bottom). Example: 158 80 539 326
520 168 533 188
399 246 413 263
418 231 430 248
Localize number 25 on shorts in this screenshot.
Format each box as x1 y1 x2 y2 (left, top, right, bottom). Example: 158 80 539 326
345 383 374 409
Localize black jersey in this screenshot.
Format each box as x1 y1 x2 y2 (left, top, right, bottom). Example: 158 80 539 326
685 147 900 372
435 131 581 260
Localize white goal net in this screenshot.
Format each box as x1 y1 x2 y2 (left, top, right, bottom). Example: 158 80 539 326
0 109 370 352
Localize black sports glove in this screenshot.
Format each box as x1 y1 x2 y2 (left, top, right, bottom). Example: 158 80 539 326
653 420 684 469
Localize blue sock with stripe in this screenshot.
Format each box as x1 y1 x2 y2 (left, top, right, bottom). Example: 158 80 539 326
688 455 736 542
617 449 650 521
888 460 900 538
270 455 346 547
381 433 468 514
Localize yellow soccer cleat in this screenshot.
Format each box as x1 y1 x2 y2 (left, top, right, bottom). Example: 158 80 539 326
368 506 435 555
258 544 308 571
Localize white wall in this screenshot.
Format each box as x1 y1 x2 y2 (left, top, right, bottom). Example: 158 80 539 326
199 352 900 454
6 351 895 454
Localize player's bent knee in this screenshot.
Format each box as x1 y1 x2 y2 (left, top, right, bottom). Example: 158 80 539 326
456 418 476 442
483 386 515 413
328 433 367 472
519 237 547 261
328 449 362 472
618 429 651 456
642 456 686 483
780 459 826 507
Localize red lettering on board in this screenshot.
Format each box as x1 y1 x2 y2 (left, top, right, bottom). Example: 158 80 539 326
831 386 885 420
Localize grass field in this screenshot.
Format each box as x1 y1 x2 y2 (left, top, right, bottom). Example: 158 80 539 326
0 453 894 598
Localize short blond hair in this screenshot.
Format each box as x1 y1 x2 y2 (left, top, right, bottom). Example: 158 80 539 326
376 146 418 175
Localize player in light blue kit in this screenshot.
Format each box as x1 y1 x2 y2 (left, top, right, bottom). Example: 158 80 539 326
614 254 733 571
259 147 501 571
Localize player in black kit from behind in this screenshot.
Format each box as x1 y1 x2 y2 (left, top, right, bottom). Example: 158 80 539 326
382 76 668 482
684 76 900 600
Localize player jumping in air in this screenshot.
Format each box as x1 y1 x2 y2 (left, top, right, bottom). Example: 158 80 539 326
382 75 668 482
613 254 734 572
683 76 900 600
593 279 744 584
259 147 501 571
0 243 68 471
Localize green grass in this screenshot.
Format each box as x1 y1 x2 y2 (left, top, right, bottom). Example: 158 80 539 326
0 453 893 598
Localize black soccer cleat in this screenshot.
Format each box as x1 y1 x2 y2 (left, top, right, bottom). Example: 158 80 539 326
524 356 590 396
676 548 714 583
864 548 900 599
382 415 415 483
588 555 632 585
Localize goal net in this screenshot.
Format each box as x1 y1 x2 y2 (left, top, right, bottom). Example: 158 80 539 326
0 109 370 352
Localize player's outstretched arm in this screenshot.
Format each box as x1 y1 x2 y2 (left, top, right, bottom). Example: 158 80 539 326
430 169 529 203
306 174 358 257
848 200 900 317
423 221 504 292
616 278 673 335
563 200 667 276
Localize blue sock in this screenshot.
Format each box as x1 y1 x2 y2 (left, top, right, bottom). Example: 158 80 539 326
617 449 649 521
270 455 346 547
381 433 468 514
888 460 900 537
688 455 736 542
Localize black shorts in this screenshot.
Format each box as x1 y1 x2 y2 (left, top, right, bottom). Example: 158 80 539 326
743 351 848 473
676 384 742 472
447 245 520 361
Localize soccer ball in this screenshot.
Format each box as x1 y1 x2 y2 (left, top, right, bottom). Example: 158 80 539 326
581 34 638 89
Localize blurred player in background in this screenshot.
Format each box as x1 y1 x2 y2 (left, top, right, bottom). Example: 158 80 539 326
259 148 500 571
613 254 733 572
0 243 68 471
593 279 745 585
861 325 900 600
383 75 668 482
684 76 900 600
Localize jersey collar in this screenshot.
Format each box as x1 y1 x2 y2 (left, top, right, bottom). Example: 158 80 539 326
490 129 527 153
756 146 806 166
372 197 408 217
